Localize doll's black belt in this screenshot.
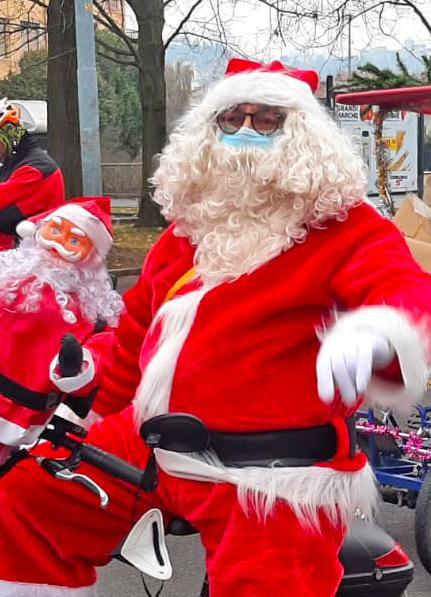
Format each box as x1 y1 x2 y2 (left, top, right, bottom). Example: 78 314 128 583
0 373 62 411
140 413 355 468
0 373 93 418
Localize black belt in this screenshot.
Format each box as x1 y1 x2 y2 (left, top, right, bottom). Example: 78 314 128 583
0 373 61 411
141 414 353 469
209 425 337 467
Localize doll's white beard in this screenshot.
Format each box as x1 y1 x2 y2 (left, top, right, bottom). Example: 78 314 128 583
0 238 123 325
172 144 308 285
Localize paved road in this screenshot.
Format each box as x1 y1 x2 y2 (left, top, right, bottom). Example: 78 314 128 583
95 503 431 596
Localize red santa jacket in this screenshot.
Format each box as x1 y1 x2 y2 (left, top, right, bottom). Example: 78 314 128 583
0 283 114 447
93 202 431 429
0 135 65 250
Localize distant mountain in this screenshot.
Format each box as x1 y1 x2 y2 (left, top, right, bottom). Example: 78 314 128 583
166 42 231 87
165 39 431 86
282 41 431 78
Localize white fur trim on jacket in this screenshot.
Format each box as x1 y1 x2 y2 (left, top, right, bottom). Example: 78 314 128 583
0 416 48 447
134 288 208 421
0 580 96 596
49 348 95 393
154 448 377 528
324 306 429 411
55 404 102 430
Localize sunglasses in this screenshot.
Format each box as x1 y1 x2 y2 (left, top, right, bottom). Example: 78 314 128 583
216 105 286 136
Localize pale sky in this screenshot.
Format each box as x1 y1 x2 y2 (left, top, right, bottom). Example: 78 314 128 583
126 1 431 61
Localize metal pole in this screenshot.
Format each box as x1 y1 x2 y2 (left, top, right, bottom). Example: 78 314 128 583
74 0 102 196
418 113 425 197
347 14 352 78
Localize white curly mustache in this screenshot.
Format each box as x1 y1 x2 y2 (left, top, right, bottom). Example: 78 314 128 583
36 232 82 262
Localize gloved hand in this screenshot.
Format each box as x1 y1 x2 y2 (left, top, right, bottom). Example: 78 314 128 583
50 335 95 393
316 329 394 406
58 334 84 377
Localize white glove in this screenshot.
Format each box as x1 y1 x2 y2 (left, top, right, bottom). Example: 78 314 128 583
316 329 394 406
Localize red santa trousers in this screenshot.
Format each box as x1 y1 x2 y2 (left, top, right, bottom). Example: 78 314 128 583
0 407 345 596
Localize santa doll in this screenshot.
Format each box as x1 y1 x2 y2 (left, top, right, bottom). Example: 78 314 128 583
0 197 123 467
0 59 430 597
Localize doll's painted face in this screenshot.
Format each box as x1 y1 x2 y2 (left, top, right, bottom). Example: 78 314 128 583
38 216 94 262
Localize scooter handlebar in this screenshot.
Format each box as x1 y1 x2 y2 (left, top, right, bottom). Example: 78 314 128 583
78 443 147 489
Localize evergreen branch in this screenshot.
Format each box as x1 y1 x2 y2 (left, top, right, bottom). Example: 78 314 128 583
396 52 412 79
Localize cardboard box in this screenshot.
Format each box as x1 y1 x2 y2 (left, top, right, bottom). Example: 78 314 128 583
393 193 431 243
405 237 431 273
424 172 431 207
392 194 431 272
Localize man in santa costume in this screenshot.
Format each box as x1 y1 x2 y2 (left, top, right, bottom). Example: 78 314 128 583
0 196 123 467
0 58 430 597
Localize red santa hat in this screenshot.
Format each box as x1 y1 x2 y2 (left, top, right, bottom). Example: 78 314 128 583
202 57 320 116
16 196 113 258
225 58 319 93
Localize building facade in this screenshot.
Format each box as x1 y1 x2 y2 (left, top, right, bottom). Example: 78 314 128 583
0 0 125 79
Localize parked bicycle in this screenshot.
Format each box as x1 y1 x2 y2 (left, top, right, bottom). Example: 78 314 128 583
356 405 431 574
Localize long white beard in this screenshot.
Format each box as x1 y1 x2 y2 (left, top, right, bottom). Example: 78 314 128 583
169 145 309 285
0 238 123 325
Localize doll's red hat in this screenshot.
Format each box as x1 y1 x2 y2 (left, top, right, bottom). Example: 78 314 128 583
16 197 113 258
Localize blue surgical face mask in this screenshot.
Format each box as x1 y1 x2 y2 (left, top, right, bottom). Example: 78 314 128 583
219 127 281 149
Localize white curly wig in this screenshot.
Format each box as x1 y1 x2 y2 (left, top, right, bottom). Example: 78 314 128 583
152 69 368 285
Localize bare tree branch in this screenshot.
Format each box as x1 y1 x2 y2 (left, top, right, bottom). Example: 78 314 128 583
93 0 141 65
96 49 137 66
0 29 46 61
398 0 431 35
26 0 48 9
96 35 134 57
164 0 206 49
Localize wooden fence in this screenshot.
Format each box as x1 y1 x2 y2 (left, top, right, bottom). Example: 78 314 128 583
102 163 141 197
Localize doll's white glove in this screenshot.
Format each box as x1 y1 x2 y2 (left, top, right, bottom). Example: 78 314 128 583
316 329 394 407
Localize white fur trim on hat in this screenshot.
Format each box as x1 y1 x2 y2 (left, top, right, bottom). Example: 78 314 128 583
203 70 320 116
323 306 429 412
43 204 112 257
16 219 37 239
